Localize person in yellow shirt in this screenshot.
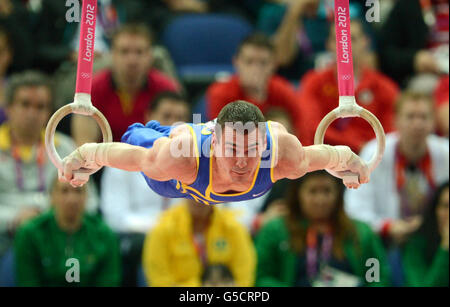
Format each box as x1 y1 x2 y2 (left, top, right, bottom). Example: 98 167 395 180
142 199 256 287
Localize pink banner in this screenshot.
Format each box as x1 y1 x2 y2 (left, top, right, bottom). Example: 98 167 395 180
75 0 97 94
334 0 354 96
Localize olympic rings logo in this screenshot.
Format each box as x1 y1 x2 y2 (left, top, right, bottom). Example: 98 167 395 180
81 72 90 79
342 75 352 81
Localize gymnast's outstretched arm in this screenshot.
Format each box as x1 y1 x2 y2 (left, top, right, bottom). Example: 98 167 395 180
59 133 198 187
271 123 370 189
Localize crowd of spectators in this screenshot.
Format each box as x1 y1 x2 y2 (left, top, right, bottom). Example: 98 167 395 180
0 0 448 287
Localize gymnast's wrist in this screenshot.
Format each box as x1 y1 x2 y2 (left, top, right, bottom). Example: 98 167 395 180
94 143 112 167
324 145 352 171
79 143 111 168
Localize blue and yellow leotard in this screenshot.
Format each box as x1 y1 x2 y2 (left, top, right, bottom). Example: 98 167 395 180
121 120 277 205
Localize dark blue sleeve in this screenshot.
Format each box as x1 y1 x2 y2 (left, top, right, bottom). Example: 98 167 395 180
121 120 172 149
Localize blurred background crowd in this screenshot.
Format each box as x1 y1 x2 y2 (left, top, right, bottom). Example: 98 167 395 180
0 0 448 287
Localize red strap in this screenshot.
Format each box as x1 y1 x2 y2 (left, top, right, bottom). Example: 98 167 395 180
334 0 355 96
75 0 98 94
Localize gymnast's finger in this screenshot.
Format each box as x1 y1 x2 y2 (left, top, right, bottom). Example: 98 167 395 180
63 156 80 182
356 160 370 184
58 168 68 183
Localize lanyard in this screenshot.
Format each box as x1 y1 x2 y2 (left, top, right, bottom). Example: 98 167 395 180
306 227 333 280
334 0 355 97
193 233 208 267
11 139 46 192
394 144 435 192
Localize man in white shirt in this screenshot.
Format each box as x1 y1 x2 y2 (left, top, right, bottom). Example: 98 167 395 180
345 91 449 245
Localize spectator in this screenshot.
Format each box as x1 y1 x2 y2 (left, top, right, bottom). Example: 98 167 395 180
0 26 13 125
14 178 121 286
257 0 329 80
202 264 235 287
297 20 399 153
0 71 98 259
345 91 449 246
33 0 150 73
72 23 179 145
100 91 190 286
255 170 391 287
401 181 449 287
206 33 302 137
142 199 256 287
378 0 449 88
434 75 449 137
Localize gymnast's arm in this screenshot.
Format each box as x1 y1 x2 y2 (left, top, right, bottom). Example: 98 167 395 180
271 124 369 188
59 133 198 186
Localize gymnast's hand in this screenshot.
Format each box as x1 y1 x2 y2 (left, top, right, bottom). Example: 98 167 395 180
326 145 370 189
58 143 102 187
271 125 370 190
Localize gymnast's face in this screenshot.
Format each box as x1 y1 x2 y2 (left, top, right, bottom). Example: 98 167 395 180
298 175 339 222
213 125 266 183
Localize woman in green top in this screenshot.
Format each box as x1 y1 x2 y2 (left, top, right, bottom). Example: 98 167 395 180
401 181 449 287
255 170 391 287
14 178 121 287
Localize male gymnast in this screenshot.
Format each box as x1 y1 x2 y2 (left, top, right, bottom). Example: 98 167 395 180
59 101 369 205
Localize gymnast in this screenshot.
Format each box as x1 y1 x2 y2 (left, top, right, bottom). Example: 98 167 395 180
58 100 369 205
50 0 381 206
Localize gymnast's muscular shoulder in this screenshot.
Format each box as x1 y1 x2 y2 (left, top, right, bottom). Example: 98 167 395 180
142 123 198 185
269 121 309 182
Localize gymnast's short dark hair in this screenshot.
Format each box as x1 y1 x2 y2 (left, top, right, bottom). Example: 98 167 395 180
215 100 266 136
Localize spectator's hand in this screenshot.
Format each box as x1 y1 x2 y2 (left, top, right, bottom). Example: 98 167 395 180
11 207 41 230
414 50 439 74
287 0 320 18
59 143 102 187
260 200 288 226
389 216 423 244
